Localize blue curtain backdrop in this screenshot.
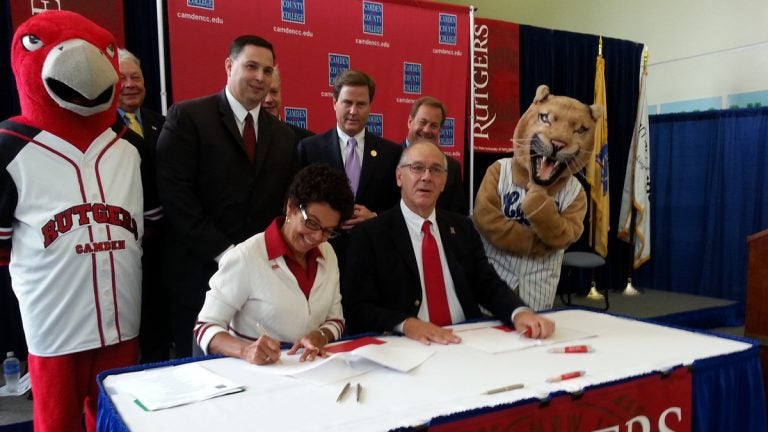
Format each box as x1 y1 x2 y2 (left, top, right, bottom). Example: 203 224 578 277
643 108 768 303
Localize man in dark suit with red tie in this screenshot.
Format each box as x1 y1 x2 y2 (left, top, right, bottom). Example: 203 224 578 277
156 35 298 357
342 141 554 344
297 70 401 264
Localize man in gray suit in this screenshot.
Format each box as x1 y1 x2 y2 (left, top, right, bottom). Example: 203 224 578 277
156 35 298 357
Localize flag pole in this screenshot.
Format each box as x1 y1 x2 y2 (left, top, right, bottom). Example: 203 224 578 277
622 47 648 296
586 36 605 301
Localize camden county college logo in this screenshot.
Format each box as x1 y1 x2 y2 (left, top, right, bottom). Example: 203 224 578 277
403 63 421 94
328 54 350 86
282 0 305 24
440 118 454 147
366 114 383 137
363 1 384 36
439 13 457 45
285 108 308 129
188 0 214 10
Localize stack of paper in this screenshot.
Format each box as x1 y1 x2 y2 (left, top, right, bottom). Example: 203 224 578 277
456 324 596 354
113 362 245 411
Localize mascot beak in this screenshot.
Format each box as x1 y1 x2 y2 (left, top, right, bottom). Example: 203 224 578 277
42 38 117 117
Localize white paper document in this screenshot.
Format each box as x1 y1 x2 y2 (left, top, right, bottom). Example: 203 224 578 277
348 344 434 373
112 362 245 411
460 325 596 354
250 339 435 383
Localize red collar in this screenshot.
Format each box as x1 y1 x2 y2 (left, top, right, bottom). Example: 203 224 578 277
264 217 323 262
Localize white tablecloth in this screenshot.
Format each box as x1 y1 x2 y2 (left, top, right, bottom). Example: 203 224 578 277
102 310 752 432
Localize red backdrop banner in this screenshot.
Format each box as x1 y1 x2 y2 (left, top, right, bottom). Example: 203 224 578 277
431 367 692 431
10 0 126 46
472 17 519 153
166 0 469 165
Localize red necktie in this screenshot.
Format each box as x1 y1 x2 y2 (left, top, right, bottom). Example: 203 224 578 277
421 220 451 326
243 112 256 162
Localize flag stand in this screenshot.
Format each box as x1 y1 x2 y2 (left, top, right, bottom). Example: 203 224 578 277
586 279 605 300
623 277 641 296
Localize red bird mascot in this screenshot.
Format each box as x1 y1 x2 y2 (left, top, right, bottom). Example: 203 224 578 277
0 11 158 431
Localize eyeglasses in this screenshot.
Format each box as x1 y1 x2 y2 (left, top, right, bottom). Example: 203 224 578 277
399 163 448 176
299 204 340 239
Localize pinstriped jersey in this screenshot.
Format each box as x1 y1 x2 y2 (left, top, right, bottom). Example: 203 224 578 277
480 158 582 311
0 120 159 356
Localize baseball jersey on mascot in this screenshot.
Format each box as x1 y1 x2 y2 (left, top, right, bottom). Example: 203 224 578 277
0 120 145 356
481 158 582 311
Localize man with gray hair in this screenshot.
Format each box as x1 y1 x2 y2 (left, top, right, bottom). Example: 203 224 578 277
114 49 165 148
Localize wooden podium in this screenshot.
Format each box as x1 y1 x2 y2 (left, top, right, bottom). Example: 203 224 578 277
746 229 768 408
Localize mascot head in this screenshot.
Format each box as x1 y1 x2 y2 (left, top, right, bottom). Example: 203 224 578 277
11 11 119 151
512 85 604 189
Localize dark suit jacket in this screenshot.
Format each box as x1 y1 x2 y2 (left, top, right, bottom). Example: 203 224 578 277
341 206 526 334
299 129 402 214
114 107 166 150
299 129 402 268
402 140 467 214
156 91 299 309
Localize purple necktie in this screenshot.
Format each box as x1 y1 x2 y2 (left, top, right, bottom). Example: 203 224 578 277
345 137 361 195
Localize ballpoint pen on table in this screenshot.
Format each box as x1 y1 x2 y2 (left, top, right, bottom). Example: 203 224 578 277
548 345 594 353
519 327 532 339
546 370 586 383
483 383 525 395
356 383 362 403
336 382 351 403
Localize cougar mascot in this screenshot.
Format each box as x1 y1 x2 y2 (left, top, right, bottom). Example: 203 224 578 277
474 85 603 310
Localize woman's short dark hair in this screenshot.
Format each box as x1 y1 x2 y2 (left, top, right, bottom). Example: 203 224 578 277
286 164 355 223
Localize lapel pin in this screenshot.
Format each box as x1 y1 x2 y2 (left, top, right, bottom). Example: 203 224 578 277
370 150 377 157
450 227 456 235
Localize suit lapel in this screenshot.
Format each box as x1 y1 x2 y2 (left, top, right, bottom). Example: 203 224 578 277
357 131 377 197
217 92 243 152
390 209 420 282
253 110 273 174
436 212 461 280
326 129 345 170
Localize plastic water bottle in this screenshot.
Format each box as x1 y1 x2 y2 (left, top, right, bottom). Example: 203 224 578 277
3 351 20 395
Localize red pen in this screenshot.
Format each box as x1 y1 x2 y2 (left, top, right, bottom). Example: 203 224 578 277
548 345 594 353
546 370 586 383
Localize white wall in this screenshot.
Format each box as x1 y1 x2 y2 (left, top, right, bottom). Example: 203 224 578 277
439 0 768 113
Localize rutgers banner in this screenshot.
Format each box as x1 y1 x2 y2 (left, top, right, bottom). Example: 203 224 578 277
472 17 520 153
9 0 125 45
432 367 692 431
166 0 469 164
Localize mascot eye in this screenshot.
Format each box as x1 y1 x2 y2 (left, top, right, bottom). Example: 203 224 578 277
538 112 550 124
576 125 589 135
21 34 44 52
105 44 115 58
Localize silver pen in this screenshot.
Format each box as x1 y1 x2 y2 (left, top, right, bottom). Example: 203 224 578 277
483 383 525 395
336 382 351 403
